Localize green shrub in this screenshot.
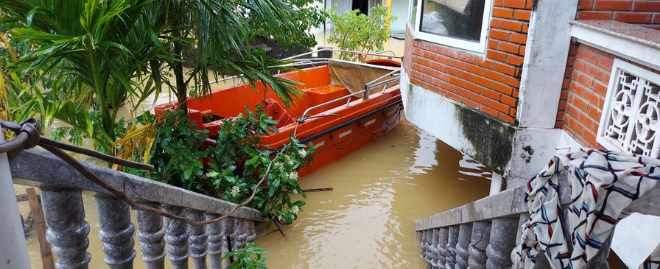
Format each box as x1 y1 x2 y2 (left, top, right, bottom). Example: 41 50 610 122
223 243 268 269
327 5 397 60
125 106 314 225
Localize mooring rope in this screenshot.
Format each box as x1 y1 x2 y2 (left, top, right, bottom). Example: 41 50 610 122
0 118 285 229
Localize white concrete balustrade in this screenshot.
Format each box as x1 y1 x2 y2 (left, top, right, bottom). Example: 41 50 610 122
8 149 264 269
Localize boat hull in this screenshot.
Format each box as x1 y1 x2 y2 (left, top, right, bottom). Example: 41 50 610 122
155 62 403 176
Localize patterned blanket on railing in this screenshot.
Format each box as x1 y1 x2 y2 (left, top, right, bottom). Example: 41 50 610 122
515 149 660 269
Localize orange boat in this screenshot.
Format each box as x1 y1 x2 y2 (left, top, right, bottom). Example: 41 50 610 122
155 53 403 176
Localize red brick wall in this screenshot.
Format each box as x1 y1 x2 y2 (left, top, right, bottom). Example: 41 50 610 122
404 0 533 124
557 43 660 148
577 0 660 29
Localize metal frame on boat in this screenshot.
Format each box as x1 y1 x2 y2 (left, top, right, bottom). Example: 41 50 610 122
156 49 405 176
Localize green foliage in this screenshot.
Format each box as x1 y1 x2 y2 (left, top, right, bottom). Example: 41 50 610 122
154 0 326 110
0 0 171 153
252 0 327 50
222 243 268 269
127 105 314 224
327 5 397 60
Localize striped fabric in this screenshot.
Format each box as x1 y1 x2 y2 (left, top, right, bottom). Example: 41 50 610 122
515 149 660 269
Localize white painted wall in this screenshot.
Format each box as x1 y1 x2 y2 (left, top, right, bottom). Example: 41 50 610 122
517 0 578 128
310 0 326 34
326 0 353 30
400 74 479 160
504 128 562 188
390 0 409 34
404 58 660 268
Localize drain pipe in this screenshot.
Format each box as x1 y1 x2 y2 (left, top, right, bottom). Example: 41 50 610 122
0 131 31 269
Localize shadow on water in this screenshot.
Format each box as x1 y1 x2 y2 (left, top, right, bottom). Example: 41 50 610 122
257 119 491 269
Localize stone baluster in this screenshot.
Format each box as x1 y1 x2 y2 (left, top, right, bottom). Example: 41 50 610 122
164 206 190 269
245 220 257 245
510 213 529 269
446 226 460 269
234 219 248 250
187 210 208 269
221 218 235 268
136 202 166 269
437 227 449 269
425 230 433 268
468 221 491 269
431 229 440 269
485 218 518 269
96 195 136 269
456 223 474 269
420 230 430 266
419 230 424 243
206 214 223 269
41 188 91 269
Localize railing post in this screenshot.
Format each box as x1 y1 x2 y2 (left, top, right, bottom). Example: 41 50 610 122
438 228 449 269
431 229 440 269
446 225 460 269
0 131 31 269
424 230 433 269
222 218 235 268
468 221 491 269
233 219 246 250
245 220 256 245
456 223 474 269
41 188 91 269
96 195 136 269
187 210 208 269
206 214 223 269
485 218 517 269
164 206 190 269
136 201 166 269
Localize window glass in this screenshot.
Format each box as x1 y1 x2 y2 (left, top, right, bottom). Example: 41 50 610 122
409 0 418 26
419 0 486 42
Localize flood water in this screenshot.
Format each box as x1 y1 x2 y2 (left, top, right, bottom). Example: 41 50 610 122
17 119 491 269
256 120 491 268
14 35 493 268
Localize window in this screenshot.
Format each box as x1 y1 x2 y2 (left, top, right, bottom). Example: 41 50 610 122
597 59 660 157
409 0 491 53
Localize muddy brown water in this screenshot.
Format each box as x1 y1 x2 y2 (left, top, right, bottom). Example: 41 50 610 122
256 120 491 268
18 119 492 269
16 36 494 268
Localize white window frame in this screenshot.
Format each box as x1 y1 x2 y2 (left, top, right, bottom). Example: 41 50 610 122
408 0 493 53
597 59 660 157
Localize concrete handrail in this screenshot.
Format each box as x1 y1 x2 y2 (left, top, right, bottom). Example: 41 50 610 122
414 173 570 231
10 148 265 222
414 169 660 269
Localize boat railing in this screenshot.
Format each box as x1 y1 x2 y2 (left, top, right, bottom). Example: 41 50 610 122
198 48 401 90
6 146 265 269
293 64 401 137
293 89 368 136
283 48 403 61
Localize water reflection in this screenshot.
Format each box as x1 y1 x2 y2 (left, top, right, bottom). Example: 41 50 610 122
257 120 491 268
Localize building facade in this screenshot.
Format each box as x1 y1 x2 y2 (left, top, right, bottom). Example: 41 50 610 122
402 0 660 266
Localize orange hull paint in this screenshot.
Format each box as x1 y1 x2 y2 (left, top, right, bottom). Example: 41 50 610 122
155 62 403 176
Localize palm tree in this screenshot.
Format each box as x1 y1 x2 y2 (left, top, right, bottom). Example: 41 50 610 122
156 0 318 111
0 0 171 152
1 0 325 152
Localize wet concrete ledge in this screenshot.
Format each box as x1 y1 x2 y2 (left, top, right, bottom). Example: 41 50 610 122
9 149 265 222
570 20 660 51
570 20 660 71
